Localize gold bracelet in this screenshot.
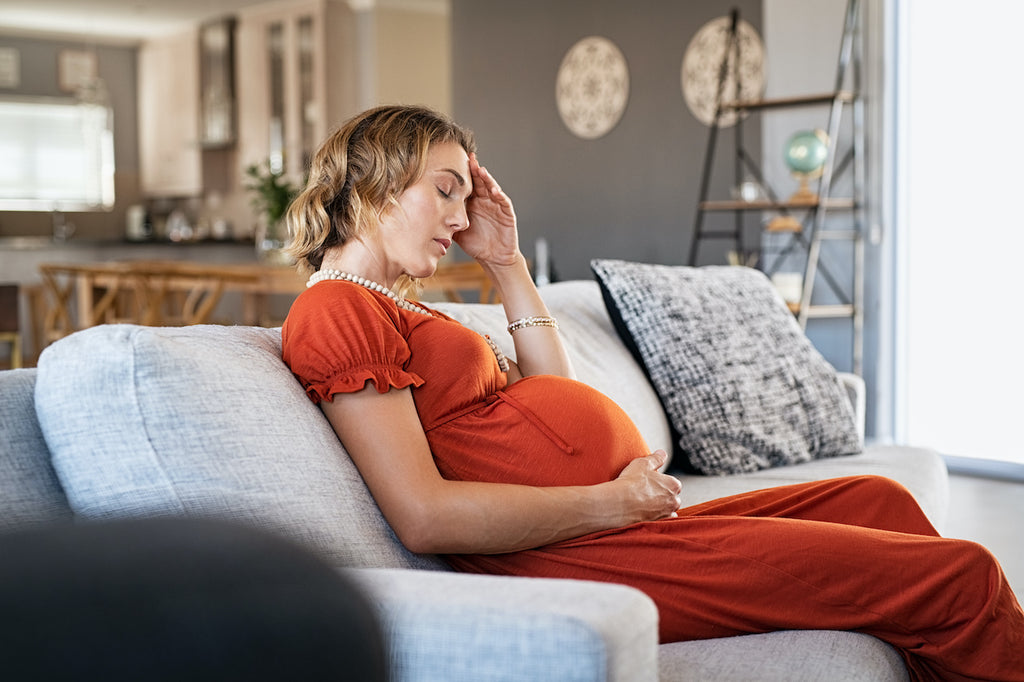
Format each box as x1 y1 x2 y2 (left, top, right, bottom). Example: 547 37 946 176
507 316 559 334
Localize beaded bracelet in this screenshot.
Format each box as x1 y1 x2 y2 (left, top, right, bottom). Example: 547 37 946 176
507 315 559 334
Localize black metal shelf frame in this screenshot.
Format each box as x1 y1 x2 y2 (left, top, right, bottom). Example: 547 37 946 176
686 0 865 374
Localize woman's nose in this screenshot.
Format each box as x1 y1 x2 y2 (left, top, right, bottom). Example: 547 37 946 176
450 204 470 232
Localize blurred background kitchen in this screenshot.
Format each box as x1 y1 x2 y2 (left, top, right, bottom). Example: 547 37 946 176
0 0 452 367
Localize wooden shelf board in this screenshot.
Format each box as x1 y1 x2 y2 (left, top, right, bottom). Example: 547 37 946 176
786 304 855 318
803 304 856 319
699 198 855 212
721 91 855 111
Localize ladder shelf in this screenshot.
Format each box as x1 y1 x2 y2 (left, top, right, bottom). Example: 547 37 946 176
686 0 865 374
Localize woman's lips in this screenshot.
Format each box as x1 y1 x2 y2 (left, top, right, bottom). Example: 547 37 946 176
436 238 452 254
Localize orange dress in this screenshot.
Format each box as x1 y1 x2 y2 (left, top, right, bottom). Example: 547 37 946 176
282 281 1024 682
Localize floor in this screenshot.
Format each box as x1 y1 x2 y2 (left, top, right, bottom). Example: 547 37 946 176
944 473 1024 596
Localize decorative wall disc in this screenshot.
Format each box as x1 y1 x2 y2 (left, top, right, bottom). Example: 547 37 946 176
555 36 630 139
681 16 765 127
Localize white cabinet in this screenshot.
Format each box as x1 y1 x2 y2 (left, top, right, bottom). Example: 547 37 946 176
235 0 359 183
137 29 202 197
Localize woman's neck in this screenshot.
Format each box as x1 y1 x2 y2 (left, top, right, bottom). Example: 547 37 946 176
320 241 397 289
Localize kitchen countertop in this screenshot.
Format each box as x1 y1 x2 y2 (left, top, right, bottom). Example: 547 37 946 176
0 236 256 250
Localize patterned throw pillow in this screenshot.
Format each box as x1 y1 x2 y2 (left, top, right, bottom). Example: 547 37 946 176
591 259 862 475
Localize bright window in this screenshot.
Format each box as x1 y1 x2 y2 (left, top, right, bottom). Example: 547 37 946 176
0 98 115 210
896 0 1024 466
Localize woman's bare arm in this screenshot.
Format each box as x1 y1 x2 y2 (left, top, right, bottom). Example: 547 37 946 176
458 154 573 381
485 256 573 382
322 386 681 555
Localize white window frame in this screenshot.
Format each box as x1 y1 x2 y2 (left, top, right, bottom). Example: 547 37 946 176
0 96 115 211
894 0 1024 473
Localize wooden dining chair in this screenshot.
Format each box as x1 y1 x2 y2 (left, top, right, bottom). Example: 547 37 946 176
0 284 23 369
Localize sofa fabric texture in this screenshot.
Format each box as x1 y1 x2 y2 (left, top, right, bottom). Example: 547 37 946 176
658 630 909 681
591 260 862 475
352 568 659 682
34 324 445 572
0 368 73 531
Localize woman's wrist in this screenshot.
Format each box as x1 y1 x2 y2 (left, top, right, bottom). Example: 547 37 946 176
478 251 529 283
479 254 541 311
507 315 558 334
599 478 640 528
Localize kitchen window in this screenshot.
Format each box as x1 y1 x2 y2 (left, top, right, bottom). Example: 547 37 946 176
0 97 115 211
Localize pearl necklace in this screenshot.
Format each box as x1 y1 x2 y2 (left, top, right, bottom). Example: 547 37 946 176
307 268 509 372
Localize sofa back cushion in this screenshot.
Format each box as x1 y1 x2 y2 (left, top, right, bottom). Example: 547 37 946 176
0 368 73 531
34 324 446 571
431 280 673 462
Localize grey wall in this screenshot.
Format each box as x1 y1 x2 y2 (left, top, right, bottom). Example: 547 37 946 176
451 0 763 282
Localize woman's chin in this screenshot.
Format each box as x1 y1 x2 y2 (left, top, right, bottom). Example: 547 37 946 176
406 264 439 280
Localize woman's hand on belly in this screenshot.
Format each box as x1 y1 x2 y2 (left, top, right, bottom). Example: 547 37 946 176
321 386 682 555
611 449 684 523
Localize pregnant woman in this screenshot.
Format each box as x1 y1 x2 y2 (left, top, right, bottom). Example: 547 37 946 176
281 104 1023 681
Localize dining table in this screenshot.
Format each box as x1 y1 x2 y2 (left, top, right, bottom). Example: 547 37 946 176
36 258 498 347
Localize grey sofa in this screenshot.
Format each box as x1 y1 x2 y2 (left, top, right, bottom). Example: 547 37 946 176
0 279 948 681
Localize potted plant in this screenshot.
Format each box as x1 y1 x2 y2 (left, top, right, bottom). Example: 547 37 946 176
245 160 299 265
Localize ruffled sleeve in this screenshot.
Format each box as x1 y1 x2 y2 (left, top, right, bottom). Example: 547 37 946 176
281 282 425 403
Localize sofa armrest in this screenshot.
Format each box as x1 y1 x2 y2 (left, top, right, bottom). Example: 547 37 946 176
349 568 658 682
837 372 865 447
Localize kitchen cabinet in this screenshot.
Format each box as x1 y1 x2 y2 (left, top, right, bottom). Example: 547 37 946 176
137 28 203 197
235 0 359 183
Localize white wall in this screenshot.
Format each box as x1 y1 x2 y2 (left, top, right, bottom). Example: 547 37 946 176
762 0 847 195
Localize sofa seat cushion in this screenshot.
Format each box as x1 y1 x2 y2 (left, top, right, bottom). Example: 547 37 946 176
0 368 72 531
659 629 908 681
591 260 862 475
34 324 445 571
673 445 950 532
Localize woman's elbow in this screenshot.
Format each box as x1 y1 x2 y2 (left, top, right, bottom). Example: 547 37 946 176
391 515 451 555
379 481 480 554
384 495 461 554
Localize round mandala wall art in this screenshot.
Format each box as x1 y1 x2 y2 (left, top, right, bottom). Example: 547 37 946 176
555 36 630 140
681 16 765 127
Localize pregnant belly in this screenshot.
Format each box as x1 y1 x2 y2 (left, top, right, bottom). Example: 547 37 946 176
425 375 649 487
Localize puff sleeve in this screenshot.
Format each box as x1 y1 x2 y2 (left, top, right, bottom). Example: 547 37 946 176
281 283 425 403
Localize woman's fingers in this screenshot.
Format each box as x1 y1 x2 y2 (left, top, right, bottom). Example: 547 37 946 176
648 449 668 469
469 153 494 197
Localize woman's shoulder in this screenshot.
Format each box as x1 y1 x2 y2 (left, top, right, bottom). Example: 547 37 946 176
290 280 402 324
283 282 406 355
281 280 429 401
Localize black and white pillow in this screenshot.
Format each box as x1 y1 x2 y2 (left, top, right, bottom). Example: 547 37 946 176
591 259 862 475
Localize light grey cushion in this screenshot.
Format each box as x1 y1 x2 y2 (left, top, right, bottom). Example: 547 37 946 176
351 568 659 682
34 324 446 571
658 630 908 681
432 280 673 465
591 260 862 475
0 368 73 531
673 445 950 533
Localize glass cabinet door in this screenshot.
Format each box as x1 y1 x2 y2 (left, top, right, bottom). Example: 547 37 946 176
266 21 286 175
297 15 316 173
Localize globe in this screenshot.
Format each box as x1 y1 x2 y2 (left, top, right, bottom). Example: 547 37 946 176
784 129 829 176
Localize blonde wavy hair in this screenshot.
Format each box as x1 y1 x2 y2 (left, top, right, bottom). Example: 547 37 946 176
286 105 477 294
